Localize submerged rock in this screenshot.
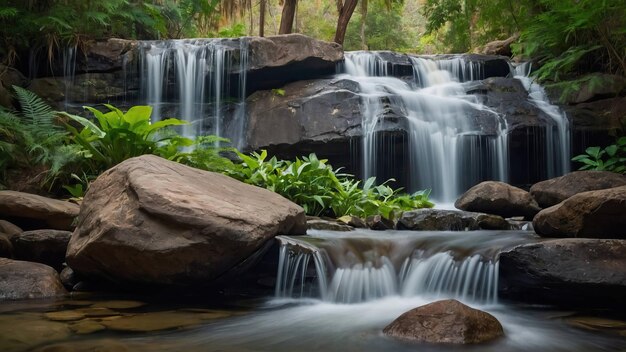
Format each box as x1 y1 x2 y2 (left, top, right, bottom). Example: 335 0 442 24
383 299 504 344
0 258 67 300
11 230 71 270
397 209 509 231
66 155 306 286
530 171 626 208
499 239 626 307
455 181 540 219
0 191 79 231
533 186 626 239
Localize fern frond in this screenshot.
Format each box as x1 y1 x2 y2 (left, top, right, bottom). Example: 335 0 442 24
12 86 58 128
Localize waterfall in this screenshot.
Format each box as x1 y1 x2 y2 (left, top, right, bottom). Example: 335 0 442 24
343 52 508 202
515 62 571 177
139 39 247 145
274 230 532 304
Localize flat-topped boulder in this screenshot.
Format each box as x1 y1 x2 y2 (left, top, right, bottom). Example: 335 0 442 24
383 299 504 344
455 181 540 219
499 239 626 307
0 258 67 300
0 191 79 231
533 186 626 239
66 155 306 286
530 171 626 208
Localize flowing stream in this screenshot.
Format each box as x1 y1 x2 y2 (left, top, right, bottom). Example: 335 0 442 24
1 230 625 351
153 230 625 352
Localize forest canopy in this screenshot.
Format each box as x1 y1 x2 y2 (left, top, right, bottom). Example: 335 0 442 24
0 0 624 82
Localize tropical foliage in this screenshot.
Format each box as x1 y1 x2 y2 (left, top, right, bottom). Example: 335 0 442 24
0 86 83 190
572 138 626 174
228 150 433 220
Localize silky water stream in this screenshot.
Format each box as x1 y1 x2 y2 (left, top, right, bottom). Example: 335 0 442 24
1 230 626 351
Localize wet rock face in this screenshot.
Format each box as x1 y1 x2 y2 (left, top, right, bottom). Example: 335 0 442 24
66 155 306 286
499 239 626 308
454 181 541 219
0 258 67 300
383 299 504 344
530 171 626 208
533 186 626 239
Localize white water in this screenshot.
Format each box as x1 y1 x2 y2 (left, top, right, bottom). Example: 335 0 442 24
515 62 571 177
275 230 531 304
343 52 509 202
139 39 248 146
154 230 626 352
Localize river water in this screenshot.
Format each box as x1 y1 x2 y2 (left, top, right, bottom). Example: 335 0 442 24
2 230 625 351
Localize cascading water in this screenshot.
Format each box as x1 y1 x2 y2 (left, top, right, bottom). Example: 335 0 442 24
342 52 509 202
515 62 571 177
139 39 248 146
275 230 532 304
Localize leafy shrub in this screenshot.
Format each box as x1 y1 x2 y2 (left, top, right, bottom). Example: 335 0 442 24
62 103 235 175
572 138 626 174
228 150 434 220
0 86 83 191
61 104 187 172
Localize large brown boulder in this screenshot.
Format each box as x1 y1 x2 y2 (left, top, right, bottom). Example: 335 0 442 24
66 155 306 286
0 191 79 230
455 181 540 219
0 258 67 300
383 299 504 344
533 186 626 239
11 230 72 270
499 239 626 307
530 171 626 208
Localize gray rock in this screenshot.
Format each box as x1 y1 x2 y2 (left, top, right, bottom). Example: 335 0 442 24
383 299 504 344
306 218 353 232
533 186 626 239
66 155 306 286
499 239 626 307
455 181 540 219
60 267 80 290
397 209 509 231
11 230 72 270
531 171 626 208
366 215 395 231
0 258 67 300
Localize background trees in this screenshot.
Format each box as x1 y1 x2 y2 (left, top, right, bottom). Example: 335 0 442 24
0 0 624 82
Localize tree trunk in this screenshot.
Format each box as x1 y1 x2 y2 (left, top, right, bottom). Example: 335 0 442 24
359 0 368 49
259 0 266 37
335 0 359 45
279 0 298 34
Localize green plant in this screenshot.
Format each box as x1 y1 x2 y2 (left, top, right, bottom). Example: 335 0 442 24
0 86 82 191
229 150 434 219
61 104 187 172
572 138 626 174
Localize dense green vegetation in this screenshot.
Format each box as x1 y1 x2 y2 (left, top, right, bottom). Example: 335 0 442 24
2 0 624 83
572 137 626 174
228 151 433 220
0 87 432 219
